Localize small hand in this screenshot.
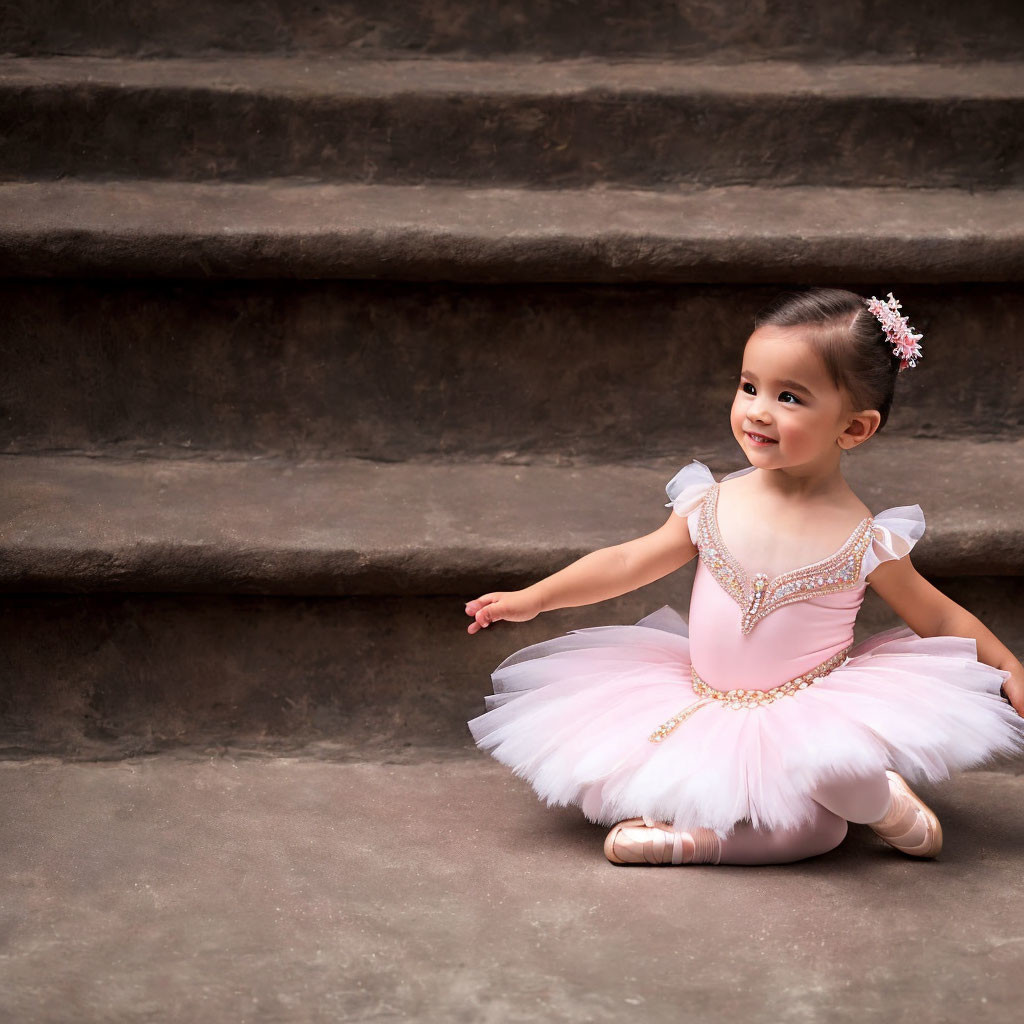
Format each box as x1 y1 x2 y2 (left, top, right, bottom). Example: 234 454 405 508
465 590 542 635
1001 666 1024 718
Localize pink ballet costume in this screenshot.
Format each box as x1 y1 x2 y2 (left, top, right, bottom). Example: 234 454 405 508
467 460 1024 842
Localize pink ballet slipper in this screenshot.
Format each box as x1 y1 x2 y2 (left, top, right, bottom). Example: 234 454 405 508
603 817 722 865
868 771 943 858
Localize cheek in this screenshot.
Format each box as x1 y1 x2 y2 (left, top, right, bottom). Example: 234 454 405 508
729 393 745 422
729 404 745 434
779 413 816 441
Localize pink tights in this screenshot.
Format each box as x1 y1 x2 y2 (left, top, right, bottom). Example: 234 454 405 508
713 771 892 865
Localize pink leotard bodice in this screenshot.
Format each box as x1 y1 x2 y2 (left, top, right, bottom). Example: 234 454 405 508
667 462 926 691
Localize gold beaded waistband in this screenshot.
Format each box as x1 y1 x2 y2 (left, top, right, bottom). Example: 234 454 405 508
648 644 852 743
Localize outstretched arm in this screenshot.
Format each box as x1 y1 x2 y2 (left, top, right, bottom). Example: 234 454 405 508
867 555 1024 717
465 510 696 635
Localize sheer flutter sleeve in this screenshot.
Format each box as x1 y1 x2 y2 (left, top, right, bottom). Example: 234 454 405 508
664 461 716 546
860 505 926 582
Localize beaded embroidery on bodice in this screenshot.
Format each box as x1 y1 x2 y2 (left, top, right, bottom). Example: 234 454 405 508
695 482 874 635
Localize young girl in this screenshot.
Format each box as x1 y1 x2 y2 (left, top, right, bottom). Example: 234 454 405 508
463 288 1024 866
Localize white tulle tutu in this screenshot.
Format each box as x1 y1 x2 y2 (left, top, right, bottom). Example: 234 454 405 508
467 606 1024 838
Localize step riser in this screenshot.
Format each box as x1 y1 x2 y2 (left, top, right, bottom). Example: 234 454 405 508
2 578 1019 759
4 86 1022 188
4 1 1023 60
3 282 1022 459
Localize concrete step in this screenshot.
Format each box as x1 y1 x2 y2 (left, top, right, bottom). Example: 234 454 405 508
4 441 1024 595
3 276 1023 460
2 444 1022 758
4 0 1023 61
3 180 1023 282
3 57 1023 187
4 576 1022 760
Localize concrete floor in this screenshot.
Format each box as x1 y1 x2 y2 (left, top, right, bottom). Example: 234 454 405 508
1 754 1023 1023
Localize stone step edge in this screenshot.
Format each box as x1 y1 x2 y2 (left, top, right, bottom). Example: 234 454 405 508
5 55 1024 99
3 0 1023 62
2 439 1022 595
2 181 1023 282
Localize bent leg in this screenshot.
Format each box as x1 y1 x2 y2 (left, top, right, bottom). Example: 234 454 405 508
811 771 891 824
717 803 848 865
813 771 944 858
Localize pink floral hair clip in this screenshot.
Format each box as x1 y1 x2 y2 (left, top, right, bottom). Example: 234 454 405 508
865 292 923 372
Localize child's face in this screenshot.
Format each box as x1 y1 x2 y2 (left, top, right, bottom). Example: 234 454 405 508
730 325 860 468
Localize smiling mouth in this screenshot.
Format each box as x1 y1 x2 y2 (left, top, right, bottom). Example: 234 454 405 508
746 431 777 444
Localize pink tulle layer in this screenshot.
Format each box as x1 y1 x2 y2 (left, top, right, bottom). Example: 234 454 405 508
467 606 1024 837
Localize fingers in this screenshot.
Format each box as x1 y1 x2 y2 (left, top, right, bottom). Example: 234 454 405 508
465 594 502 634
472 605 501 631
466 611 497 635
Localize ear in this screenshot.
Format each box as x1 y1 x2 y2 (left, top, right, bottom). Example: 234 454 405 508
839 408 882 450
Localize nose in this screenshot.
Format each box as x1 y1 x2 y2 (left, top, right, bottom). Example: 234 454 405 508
747 394 773 426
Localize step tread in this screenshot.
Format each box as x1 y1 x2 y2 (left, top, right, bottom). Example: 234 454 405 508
5 55 1024 99
3 439 1023 594
3 180 1023 281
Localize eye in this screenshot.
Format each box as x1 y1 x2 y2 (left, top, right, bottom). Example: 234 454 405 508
741 382 801 405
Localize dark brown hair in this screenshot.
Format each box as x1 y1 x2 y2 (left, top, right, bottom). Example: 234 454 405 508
753 287 903 433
